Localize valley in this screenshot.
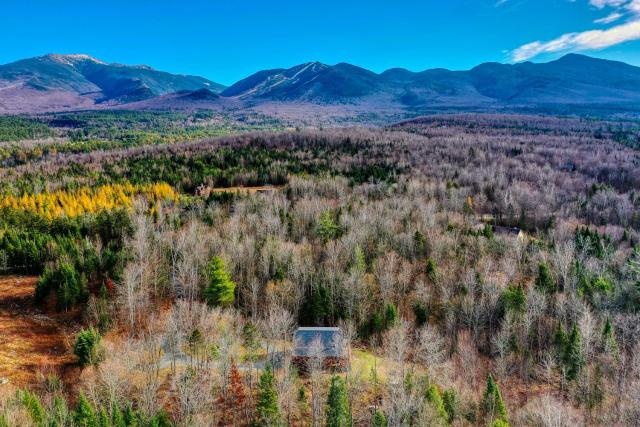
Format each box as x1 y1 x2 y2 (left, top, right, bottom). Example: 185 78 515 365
0 111 638 425
6 0 640 424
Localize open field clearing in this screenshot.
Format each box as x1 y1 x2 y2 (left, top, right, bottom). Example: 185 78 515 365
0 276 77 388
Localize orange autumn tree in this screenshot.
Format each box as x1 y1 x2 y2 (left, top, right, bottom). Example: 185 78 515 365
219 360 247 426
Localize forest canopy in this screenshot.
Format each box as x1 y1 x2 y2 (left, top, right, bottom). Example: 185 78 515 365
0 113 638 426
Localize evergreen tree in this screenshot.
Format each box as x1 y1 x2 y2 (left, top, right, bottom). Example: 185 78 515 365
204 256 236 307
413 230 428 259
384 303 398 328
98 407 112 427
501 284 526 314
593 276 613 294
629 246 640 279
578 273 613 300
50 395 71 427
602 317 619 357
20 390 46 427
36 261 87 310
188 328 204 355
586 365 605 411
74 392 98 427
370 311 385 336
300 286 332 326
575 227 610 259
413 303 428 327
94 283 112 331
481 374 508 425
565 325 585 381
147 410 173 427
425 384 449 424
123 405 138 427
535 262 556 293
74 327 102 367
326 376 351 427
372 410 387 427
112 405 126 427
483 223 494 239
298 385 306 403
316 211 341 242
353 245 367 273
552 323 568 361
256 365 280 426
442 389 458 424
425 258 438 283
242 322 261 362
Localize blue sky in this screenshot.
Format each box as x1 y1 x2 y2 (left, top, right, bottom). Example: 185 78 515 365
2 0 640 85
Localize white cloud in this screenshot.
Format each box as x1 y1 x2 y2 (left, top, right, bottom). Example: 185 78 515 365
590 0 626 8
511 19 640 61
594 11 623 23
628 0 640 13
510 0 640 61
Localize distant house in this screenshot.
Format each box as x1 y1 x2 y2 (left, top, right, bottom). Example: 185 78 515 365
292 327 348 372
492 225 525 241
194 184 278 197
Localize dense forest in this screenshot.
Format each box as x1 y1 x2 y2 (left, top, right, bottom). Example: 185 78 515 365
0 113 639 426
0 111 284 168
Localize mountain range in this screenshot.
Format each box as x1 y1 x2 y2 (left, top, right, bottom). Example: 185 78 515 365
2 53 640 114
0 54 225 113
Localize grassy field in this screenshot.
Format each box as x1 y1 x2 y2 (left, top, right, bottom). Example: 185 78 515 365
0 276 78 389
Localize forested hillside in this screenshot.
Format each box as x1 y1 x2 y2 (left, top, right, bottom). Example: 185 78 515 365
0 114 639 426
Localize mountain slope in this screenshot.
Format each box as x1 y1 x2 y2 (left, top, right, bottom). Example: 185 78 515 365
466 54 640 103
0 54 225 111
225 54 640 108
2 53 640 115
0 55 101 94
222 61 381 100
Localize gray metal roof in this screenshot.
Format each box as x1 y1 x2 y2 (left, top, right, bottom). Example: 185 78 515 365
293 327 345 357
492 225 522 235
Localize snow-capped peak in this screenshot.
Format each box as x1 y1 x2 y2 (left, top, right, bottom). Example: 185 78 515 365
46 54 107 66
